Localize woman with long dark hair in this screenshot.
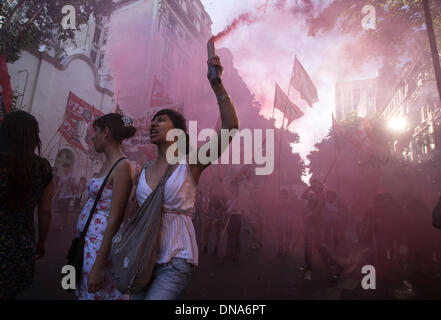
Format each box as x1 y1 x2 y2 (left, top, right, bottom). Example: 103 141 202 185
131 55 239 300
75 113 136 300
0 111 55 300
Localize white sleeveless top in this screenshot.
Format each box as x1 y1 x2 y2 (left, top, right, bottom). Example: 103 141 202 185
135 159 198 265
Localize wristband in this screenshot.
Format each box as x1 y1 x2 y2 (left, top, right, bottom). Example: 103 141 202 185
217 94 231 104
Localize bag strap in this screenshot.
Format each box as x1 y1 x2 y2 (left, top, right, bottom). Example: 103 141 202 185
80 157 127 238
140 161 178 206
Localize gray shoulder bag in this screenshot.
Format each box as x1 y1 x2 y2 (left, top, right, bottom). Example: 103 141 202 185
110 162 178 294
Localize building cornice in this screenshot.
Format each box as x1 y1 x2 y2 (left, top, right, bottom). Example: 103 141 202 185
26 50 113 96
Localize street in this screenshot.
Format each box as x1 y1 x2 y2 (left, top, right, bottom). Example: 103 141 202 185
19 209 441 300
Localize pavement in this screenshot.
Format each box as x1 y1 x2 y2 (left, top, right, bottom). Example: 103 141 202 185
17 211 441 300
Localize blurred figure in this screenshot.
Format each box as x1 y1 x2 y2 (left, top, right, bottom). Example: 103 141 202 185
404 197 435 274
74 177 87 210
248 194 264 250
300 178 343 280
224 184 243 262
364 193 397 277
277 189 294 256
0 111 54 300
55 163 74 225
323 190 343 251
201 185 227 256
52 167 60 212
193 188 207 237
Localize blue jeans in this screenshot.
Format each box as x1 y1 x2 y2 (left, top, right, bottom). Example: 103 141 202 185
130 258 194 300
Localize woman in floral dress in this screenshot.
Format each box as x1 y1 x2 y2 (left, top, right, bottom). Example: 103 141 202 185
75 113 136 300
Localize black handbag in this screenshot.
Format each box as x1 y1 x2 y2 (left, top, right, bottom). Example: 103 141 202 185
433 195 441 230
66 157 127 286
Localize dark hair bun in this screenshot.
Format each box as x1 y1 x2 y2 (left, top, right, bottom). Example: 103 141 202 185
117 125 137 141
93 113 137 144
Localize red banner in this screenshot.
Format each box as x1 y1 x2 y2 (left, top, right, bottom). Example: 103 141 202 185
0 55 13 121
150 77 173 107
58 92 104 154
116 104 183 160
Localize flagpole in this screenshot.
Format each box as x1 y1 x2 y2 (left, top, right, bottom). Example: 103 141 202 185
276 56 297 191
55 102 69 163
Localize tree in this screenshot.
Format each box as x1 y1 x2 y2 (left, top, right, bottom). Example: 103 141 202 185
302 0 441 104
0 0 114 63
306 0 440 66
308 115 440 206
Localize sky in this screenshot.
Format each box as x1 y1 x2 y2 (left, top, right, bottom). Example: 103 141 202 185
200 0 379 162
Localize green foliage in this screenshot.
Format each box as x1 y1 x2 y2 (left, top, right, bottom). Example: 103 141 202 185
0 0 114 63
308 115 440 203
306 0 441 70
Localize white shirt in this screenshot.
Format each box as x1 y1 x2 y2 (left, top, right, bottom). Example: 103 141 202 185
136 159 198 265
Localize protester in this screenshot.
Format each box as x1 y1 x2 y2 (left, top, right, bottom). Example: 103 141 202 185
130 54 239 300
404 197 435 274
224 183 243 262
364 194 394 272
323 190 341 250
0 111 55 300
193 188 208 236
75 113 136 300
74 177 87 210
201 185 227 256
52 167 60 212
248 197 264 250
300 178 343 280
276 189 294 256
55 163 74 225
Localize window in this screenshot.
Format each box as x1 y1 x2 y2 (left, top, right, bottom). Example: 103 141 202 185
103 29 109 45
98 52 105 68
167 16 177 35
93 26 101 45
194 20 200 33
181 0 187 12
90 50 97 64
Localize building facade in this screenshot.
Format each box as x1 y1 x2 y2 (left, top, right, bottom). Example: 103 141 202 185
334 78 377 122
7 50 114 179
6 0 216 181
379 52 441 163
110 0 213 117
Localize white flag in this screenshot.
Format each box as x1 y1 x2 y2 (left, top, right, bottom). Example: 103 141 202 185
274 83 304 124
290 57 319 107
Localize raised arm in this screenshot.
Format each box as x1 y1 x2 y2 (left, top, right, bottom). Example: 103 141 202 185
189 55 239 183
87 160 135 293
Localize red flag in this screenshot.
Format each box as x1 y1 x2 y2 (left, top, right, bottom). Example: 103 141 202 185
150 77 173 107
58 92 104 154
274 83 304 125
118 104 187 161
290 57 319 107
0 55 13 120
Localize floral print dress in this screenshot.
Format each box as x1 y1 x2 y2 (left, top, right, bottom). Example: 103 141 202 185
75 176 128 300
0 157 52 299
